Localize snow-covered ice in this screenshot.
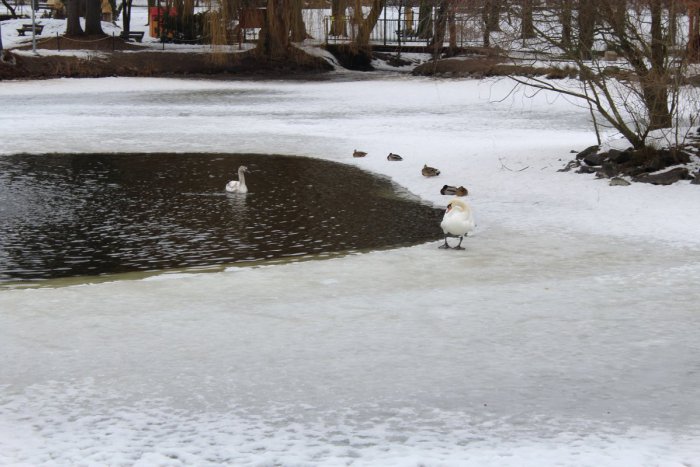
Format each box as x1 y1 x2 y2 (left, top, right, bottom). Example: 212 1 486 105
1 75 699 466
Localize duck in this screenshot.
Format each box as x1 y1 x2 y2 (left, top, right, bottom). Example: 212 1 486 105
387 152 403 161
422 164 440 177
439 198 475 250
353 149 368 158
225 165 249 193
440 185 468 196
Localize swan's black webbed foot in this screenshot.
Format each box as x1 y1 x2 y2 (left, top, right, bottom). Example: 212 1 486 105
439 238 450 249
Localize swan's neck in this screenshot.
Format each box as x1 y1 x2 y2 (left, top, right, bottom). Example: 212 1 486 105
449 200 469 212
238 169 246 186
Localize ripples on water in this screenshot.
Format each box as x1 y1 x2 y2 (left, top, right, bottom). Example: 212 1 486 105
0 153 442 284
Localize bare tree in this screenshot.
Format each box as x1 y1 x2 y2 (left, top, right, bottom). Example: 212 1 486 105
667 0 678 46
447 0 457 49
121 0 133 34
487 0 502 32
557 0 573 49
66 0 85 36
520 0 534 39
481 0 502 46
430 0 457 55
257 0 291 58
290 0 306 42
85 0 105 35
352 0 386 48
1 0 17 18
207 0 237 55
430 0 448 51
417 0 434 39
330 0 348 36
576 0 596 59
507 0 692 149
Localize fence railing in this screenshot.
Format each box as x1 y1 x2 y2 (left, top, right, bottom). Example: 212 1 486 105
324 15 484 48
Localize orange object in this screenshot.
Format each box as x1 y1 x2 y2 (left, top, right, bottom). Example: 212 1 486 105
149 6 177 38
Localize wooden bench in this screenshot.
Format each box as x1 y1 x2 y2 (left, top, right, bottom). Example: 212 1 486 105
17 24 44 36
396 29 419 41
36 3 56 17
119 30 145 42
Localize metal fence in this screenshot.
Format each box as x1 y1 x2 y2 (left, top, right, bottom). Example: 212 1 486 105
324 14 484 48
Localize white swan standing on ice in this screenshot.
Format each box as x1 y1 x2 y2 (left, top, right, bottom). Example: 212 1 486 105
225 166 249 193
439 198 475 250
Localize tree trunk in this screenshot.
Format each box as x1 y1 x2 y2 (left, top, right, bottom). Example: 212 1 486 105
330 0 347 36
610 0 625 31
290 0 306 41
352 0 362 39
1 0 17 18
429 0 447 53
645 0 672 129
481 0 490 46
216 0 234 44
66 0 85 36
257 0 291 59
121 0 132 34
417 0 433 39
641 77 672 131
520 0 534 39
448 3 456 50
180 0 196 40
668 0 677 47
355 0 384 48
146 0 155 25
558 0 572 50
649 0 665 71
173 0 183 35
576 0 596 60
481 0 502 46
487 0 501 32
84 0 104 35
429 0 456 54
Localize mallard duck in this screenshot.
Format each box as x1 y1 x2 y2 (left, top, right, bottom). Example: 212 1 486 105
439 198 475 250
422 164 440 177
353 149 368 158
440 185 468 196
387 153 403 161
225 165 249 193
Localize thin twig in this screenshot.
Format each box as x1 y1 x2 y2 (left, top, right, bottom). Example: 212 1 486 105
499 157 529 171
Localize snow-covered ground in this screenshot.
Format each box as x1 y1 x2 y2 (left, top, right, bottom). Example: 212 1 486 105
1 73 699 466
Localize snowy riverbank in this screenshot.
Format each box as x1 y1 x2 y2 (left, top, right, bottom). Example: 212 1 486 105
1 75 699 465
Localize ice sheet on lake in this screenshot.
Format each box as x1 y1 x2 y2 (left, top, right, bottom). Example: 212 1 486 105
1 76 699 465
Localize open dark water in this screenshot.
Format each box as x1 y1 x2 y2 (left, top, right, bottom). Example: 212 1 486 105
0 153 442 284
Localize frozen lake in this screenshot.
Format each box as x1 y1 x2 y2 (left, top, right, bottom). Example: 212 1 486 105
0 75 699 465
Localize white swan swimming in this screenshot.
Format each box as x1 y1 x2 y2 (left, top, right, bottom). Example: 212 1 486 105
225 165 249 193
439 198 475 250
